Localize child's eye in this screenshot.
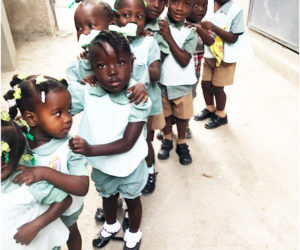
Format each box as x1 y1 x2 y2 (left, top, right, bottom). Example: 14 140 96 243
195 3 198 7
55 111 62 117
88 23 95 29
137 14 144 20
76 26 82 31
123 13 130 18
117 60 125 66
185 2 191 6
98 63 106 69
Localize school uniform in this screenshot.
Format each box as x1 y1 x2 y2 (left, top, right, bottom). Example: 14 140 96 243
68 78 152 199
1 171 69 250
159 16 198 119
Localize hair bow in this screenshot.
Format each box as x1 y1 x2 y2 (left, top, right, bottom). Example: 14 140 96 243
78 30 101 49
108 23 138 38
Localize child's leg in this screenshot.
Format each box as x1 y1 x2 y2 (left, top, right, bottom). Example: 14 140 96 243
212 86 226 117
162 116 172 140
125 197 142 232
176 118 189 144
102 194 119 224
67 223 82 250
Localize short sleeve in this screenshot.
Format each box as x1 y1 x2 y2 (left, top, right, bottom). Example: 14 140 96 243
67 150 89 176
66 60 86 115
128 99 152 123
147 38 161 66
29 181 68 205
182 29 198 55
230 10 245 34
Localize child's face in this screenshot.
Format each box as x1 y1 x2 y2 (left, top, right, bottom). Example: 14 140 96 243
33 90 73 139
186 0 207 23
115 0 146 36
146 0 167 20
1 160 14 182
74 3 111 40
91 43 133 93
167 0 195 23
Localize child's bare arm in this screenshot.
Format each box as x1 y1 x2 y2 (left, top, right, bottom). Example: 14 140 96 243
13 195 72 245
158 20 192 67
69 122 145 156
202 21 239 43
13 166 89 196
148 60 161 81
185 22 214 46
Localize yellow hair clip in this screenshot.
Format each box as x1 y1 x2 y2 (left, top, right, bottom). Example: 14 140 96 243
17 73 28 80
13 86 22 100
1 111 11 122
36 75 47 85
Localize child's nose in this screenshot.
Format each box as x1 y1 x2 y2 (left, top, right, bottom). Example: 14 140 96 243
108 64 118 75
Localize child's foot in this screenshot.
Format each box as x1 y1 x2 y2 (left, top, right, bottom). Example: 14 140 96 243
194 108 214 121
185 127 192 139
123 229 142 250
142 172 157 195
93 221 121 248
176 143 192 165
95 208 105 222
205 114 228 129
157 139 173 160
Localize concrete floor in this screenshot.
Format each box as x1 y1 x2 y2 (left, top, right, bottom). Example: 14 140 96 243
1 1 298 249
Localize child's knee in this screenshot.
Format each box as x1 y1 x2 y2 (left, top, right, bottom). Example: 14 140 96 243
201 81 212 91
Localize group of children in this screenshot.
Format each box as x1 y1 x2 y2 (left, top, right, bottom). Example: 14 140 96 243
1 0 247 249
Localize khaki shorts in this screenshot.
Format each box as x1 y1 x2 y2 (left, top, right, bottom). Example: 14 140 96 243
147 112 165 130
162 93 194 120
202 58 236 87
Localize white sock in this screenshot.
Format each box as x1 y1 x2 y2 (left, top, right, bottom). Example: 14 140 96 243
124 229 142 248
100 221 121 237
148 164 154 174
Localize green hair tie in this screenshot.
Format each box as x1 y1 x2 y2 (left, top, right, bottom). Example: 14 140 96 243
1 141 10 164
26 132 34 141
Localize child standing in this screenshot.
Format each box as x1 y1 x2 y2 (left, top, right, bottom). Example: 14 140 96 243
68 31 151 250
4 75 89 250
194 0 246 128
157 0 197 165
114 0 163 195
1 111 71 250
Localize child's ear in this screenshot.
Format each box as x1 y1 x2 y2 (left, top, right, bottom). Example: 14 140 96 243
23 111 38 127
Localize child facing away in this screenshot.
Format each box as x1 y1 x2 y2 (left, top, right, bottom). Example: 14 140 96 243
4 75 89 250
68 31 152 250
194 0 247 128
157 0 197 165
1 111 72 250
113 0 163 195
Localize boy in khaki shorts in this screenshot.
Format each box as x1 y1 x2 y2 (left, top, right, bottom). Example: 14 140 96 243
157 0 197 165
194 0 246 128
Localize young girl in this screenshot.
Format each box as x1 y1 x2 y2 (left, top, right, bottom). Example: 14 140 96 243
196 0 247 128
68 31 151 250
1 111 71 250
4 75 89 250
114 0 163 195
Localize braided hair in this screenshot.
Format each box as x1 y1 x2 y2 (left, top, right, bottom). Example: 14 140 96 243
3 74 68 120
88 30 132 65
1 118 26 169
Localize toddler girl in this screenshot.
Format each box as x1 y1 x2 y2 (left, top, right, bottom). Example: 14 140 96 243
1 111 71 250
114 0 163 195
68 31 151 250
4 75 89 250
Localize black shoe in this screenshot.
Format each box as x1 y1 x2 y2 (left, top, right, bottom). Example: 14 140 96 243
205 114 228 129
123 240 141 250
194 108 214 121
92 228 119 248
122 210 129 232
156 130 164 140
157 139 173 160
185 127 192 139
142 172 157 195
95 208 105 222
176 143 192 165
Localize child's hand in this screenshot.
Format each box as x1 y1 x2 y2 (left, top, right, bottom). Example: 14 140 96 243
201 21 215 31
69 135 91 156
185 21 200 31
158 20 172 42
81 75 98 86
127 83 148 104
13 166 44 185
77 50 88 60
140 29 153 38
14 221 40 245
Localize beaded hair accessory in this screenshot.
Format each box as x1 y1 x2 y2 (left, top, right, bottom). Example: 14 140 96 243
1 141 10 164
21 153 35 166
35 75 47 103
1 111 11 122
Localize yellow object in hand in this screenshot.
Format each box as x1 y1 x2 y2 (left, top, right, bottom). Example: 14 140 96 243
210 27 227 66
